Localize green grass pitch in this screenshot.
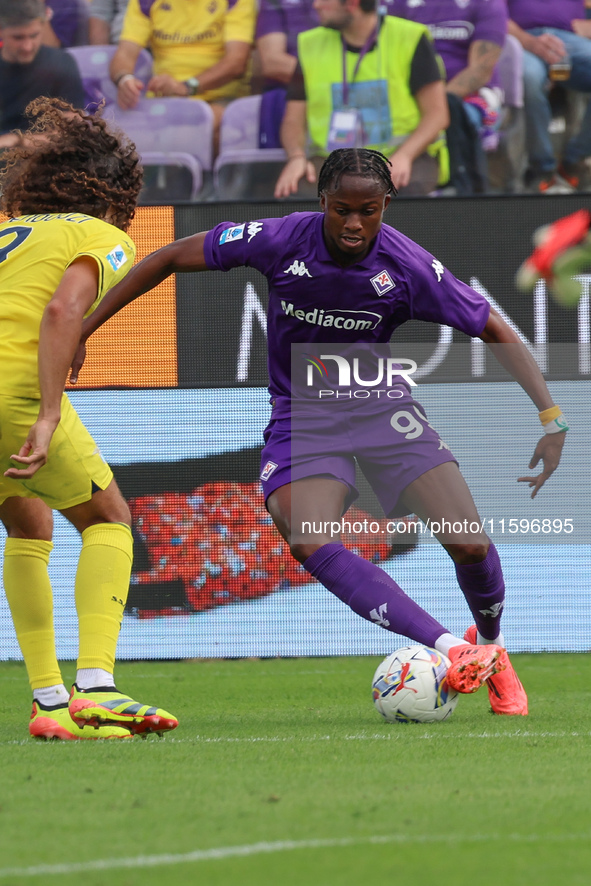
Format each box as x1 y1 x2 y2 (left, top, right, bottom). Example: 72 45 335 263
1 654 590 886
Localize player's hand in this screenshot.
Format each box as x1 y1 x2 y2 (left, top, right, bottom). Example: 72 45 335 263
274 156 316 198
517 433 566 499
69 340 87 385
4 419 58 479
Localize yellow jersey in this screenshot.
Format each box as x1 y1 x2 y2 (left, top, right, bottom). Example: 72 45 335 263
120 0 255 103
0 213 136 398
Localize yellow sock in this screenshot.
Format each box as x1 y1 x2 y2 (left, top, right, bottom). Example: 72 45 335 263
2 537 61 691
75 523 133 673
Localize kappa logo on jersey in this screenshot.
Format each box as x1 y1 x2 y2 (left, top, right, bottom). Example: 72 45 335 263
260 460 278 482
432 259 445 282
106 245 127 271
247 222 263 242
370 270 395 296
219 224 245 245
284 259 312 277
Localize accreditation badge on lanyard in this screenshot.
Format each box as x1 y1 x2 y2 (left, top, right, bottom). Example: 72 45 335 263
326 25 378 152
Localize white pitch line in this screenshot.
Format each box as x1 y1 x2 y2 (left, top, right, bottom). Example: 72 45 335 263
1 833 590 879
2 729 591 747
164 729 591 743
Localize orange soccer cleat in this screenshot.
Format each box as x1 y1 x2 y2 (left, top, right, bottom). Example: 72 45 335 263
515 209 591 307
464 626 528 715
446 642 507 694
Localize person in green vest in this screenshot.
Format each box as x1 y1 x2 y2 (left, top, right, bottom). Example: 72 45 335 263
274 0 450 198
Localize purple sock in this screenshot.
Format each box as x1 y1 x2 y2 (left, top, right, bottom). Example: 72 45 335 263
454 542 505 641
303 543 447 648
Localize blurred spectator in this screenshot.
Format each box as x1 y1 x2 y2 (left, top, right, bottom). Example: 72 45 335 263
274 0 449 198
391 0 507 193
42 1 89 48
255 0 318 89
255 0 318 146
88 0 129 45
108 0 255 140
507 0 591 192
0 0 85 148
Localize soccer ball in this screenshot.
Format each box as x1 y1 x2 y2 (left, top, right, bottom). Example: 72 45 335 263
372 645 459 723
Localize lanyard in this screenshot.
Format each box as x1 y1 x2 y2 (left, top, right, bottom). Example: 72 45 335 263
341 21 379 106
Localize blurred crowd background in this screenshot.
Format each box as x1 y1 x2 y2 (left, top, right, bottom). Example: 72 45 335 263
2 0 591 203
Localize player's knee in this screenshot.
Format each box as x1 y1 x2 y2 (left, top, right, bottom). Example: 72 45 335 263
1 506 53 540
99 498 132 527
289 541 325 564
89 480 131 526
447 541 490 565
5 523 52 541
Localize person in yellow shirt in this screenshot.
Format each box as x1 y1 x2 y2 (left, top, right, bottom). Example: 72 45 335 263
0 97 178 740
109 0 256 138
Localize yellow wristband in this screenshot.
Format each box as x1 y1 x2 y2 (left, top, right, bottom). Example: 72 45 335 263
539 405 563 425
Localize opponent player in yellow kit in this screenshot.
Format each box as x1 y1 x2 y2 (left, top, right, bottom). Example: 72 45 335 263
0 97 178 739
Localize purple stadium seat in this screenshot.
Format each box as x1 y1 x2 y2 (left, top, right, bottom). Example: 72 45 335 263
486 35 526 192
66 44 153 110
105 97 214 171
139 152 203 201
497 34 524 110
214 95 287 199
103 98 215 200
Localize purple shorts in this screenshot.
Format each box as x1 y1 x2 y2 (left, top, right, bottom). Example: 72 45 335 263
259 397 457 517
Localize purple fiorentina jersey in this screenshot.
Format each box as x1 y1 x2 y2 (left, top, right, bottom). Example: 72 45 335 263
506 0 585 32
255 0 318 57
204 212 490 415
390 0 507 85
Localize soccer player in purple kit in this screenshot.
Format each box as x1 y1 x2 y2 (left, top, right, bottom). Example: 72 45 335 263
74 148 568 716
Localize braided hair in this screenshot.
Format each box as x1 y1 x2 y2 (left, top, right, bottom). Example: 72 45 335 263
317 148 397 198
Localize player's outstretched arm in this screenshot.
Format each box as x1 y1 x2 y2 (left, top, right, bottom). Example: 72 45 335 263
70 232 209 383
5 258 99 479
479 306 566 498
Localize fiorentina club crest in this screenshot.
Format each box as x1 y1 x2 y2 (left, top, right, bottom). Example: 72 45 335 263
370 270 396 296
260 461 278 481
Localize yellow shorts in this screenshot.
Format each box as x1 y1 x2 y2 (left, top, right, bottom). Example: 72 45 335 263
0 393 113 510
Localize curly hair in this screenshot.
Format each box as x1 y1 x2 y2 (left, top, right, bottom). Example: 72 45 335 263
0 98 143 231
318 148 396 199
